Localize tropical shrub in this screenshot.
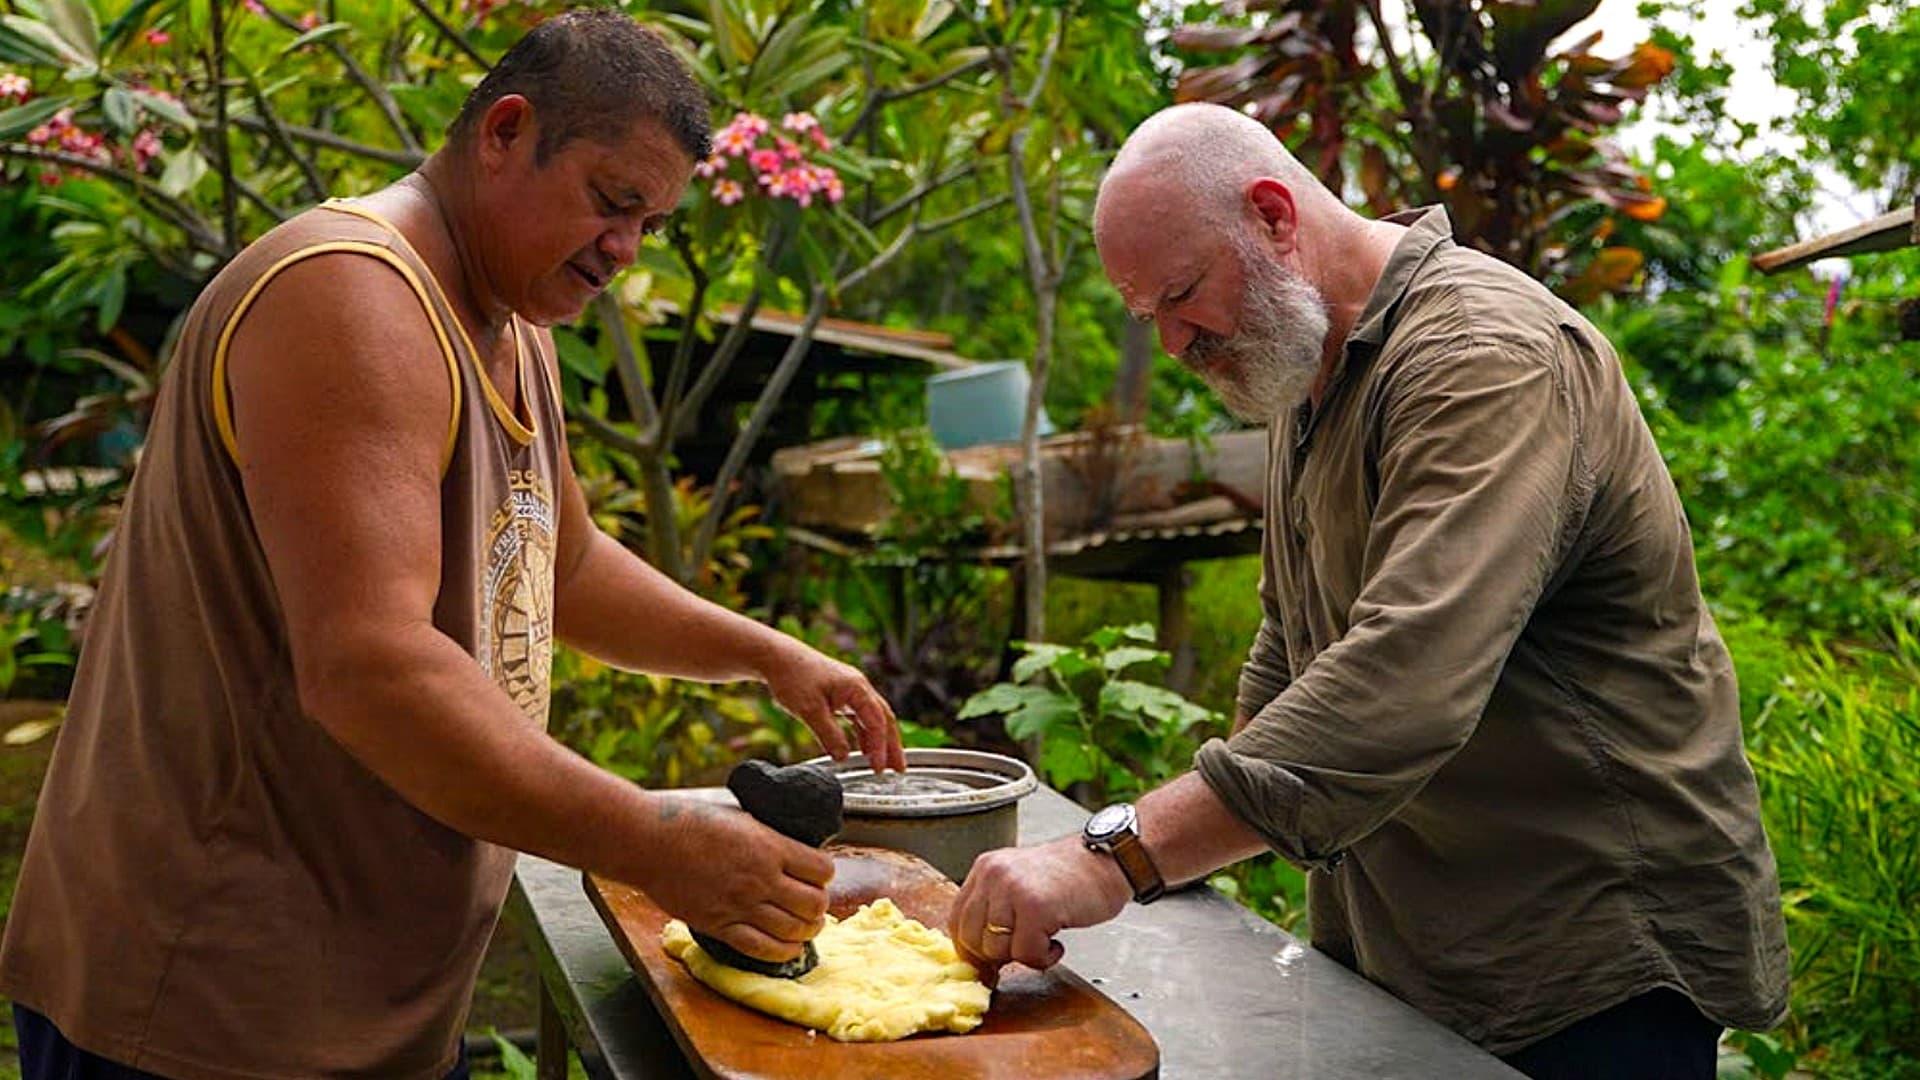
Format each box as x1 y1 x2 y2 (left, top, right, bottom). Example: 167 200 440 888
960 623 1226 805
1747 622 1920 1075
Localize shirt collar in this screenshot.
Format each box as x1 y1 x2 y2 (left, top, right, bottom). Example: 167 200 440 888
1345 205 1454 351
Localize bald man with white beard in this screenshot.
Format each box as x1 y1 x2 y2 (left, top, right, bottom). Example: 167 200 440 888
948 104 1788 1080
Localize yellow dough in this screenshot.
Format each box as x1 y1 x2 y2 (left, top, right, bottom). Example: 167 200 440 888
661 898 991 1042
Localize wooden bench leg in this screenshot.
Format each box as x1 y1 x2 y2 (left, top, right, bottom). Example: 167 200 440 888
537 980 569 1080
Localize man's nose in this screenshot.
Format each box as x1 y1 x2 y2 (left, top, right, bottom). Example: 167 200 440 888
1156 311 1195 359
598 219 643 271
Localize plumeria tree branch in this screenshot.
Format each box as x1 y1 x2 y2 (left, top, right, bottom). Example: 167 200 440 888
688 283 831 572
257 0 422 156
406 0 490 71
226 114 423 167
592 291 688 582
0 143 228 256
845 54 992 142
868 161 979 227
208 0 239 251
238 64 328 201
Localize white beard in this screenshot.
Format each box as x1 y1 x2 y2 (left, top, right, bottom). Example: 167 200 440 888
1182 239 1330 424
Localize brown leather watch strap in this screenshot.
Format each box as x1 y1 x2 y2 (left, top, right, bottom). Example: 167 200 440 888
1109 830 1166 904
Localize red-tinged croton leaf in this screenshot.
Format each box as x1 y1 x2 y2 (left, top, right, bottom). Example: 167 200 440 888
1559 245 1644 304
1175 0 1672 300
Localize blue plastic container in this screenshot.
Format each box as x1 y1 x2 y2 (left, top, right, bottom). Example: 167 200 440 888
926 361 1054 450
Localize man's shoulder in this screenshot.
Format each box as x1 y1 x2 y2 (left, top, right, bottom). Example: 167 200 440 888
1378 244 1595 376
203 203 399 299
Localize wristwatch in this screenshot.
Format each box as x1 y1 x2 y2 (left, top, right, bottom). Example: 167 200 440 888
1082 802 1166 904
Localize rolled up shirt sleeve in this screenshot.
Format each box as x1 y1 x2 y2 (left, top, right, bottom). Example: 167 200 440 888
1197 344 1585 871
1235 612 1291 724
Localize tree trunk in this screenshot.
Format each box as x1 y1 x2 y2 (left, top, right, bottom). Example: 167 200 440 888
1112 316 1153 423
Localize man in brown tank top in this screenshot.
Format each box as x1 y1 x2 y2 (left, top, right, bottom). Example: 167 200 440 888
0 12 903 1078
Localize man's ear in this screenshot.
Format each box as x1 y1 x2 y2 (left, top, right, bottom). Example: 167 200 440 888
1245 177 1299 255
478 94 535 171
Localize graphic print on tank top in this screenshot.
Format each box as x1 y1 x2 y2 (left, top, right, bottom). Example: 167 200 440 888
480 467 555 727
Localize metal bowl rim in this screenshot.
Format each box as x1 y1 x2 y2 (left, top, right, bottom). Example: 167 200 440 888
802 748 1038 818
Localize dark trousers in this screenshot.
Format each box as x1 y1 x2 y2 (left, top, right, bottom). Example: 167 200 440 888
13 1005 470 1080
1500 988 1723 1080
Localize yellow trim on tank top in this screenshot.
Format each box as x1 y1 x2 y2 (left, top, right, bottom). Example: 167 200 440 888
211 241 464 471
321 199 538 446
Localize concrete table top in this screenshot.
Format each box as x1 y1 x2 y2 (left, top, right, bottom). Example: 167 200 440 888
504 783 1521 1079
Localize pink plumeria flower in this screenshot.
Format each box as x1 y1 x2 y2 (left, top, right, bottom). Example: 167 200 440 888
780 112 818 134
809 126 832 152
715 124 755 157
729 111 769 139
243 0 266 14
776 136 804 163
693 154 725 179
26 124 52 145
0 73 31 101
712 178 744 205
823 172 845 204
131 129 163 172
144 28 171 45
298 10 319 29
748 147 783 174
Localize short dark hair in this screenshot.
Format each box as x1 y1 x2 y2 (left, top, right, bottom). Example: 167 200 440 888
450 9 711 165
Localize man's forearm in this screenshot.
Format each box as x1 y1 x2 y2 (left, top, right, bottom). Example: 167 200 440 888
1135 771 1272 888
553 529 796 683
301 618 684 888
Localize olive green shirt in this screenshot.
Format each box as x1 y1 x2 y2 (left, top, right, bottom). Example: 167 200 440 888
1194 207 1789 1054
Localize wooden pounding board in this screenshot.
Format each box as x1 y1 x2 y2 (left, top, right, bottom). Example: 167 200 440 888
585 845 1159 1080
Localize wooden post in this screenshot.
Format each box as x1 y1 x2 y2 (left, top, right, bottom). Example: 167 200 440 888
536 982 568 1080
1157 565 1195 696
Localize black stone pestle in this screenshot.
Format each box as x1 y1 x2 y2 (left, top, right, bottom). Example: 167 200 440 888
691 759 845 979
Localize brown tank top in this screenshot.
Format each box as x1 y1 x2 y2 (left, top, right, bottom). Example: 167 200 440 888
0 199 566 1078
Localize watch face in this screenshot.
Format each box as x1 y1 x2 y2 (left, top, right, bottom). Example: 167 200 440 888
1087 803 1132 841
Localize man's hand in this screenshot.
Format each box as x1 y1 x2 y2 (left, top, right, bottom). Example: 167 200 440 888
642 795 835 963
759 639 906 772
948 835 1133 975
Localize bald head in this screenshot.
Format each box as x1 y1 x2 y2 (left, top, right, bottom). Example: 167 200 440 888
1095 103 1336 243
1094 104 1348 424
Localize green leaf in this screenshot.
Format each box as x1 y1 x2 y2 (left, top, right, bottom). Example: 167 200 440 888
746 13 811 97
1101 645 1167 676
487 1028 539 1080
158 147 207 197
128 88 194 131
388 82 462 137
1003 696 1078 741
1010 642 1075 683
0 94 72 140
280 21 351 56
958 683 1078 740
552 327 609 383
102 87 136 133
759 37 853 102
0 15 87 68
41 0 98 64
1100 679 1214 729
1038 737 1096 788
1086 622 1155 651
101 0 169 51
93 266 126 333
957 681 1045 720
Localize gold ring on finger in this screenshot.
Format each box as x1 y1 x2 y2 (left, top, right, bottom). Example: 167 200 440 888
984 923 1013 936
